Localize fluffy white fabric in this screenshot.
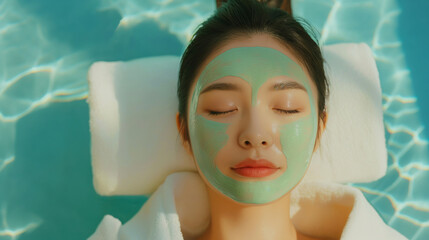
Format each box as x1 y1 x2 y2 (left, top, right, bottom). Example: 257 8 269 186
87 172 407 240
302 43 387 183
87 43 387 196
87 57 195 195
87 44 406 239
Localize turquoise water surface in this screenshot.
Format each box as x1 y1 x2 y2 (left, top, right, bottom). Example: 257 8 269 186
0 0 428 239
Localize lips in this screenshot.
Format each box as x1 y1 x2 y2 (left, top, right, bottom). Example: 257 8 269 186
231 158 279 178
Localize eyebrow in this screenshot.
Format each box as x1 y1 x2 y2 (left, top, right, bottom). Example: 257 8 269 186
271 81 307 93
199 80 308 95
200 82 240 95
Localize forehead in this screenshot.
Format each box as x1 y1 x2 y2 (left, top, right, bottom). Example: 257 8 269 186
187 34 318 107
197 47 305 88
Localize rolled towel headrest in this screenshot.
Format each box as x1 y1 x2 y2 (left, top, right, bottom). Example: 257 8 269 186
87 43 387 196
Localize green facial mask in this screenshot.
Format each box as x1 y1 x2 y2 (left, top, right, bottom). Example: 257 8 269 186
188 47 318 204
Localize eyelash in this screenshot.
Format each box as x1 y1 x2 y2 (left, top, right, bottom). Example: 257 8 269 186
274 109 300 115
208 109 237 116
207 109 299 116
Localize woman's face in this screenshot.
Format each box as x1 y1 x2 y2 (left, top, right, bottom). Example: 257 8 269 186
186 33 319 204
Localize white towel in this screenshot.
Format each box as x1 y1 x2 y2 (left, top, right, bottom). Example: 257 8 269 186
87 43 387 196
87 43 403 239
87 172 407 240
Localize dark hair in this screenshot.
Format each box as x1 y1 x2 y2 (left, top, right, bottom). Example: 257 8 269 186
177 0 329 147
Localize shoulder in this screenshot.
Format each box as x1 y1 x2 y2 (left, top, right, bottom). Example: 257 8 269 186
291 182 408 240
339 185 408 240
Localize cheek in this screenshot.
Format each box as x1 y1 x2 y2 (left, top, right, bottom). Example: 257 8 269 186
191 115 230 162
212 123 238 171
279 113 316 161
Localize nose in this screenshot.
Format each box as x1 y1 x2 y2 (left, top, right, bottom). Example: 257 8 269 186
238 111 273 149
239 134 272 148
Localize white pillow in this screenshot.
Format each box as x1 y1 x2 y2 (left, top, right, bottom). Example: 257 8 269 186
87 43 387 196
303 43 387 184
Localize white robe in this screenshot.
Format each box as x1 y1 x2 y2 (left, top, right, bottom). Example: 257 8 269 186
88 173 407 240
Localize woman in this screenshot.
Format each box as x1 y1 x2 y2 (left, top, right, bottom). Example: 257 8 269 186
89 0 407 239
175 0 328 239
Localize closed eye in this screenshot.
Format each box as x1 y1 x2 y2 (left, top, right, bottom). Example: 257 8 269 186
208 109 237 116
274 109 300 115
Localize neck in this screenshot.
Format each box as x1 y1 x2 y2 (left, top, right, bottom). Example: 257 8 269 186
198 186 297 240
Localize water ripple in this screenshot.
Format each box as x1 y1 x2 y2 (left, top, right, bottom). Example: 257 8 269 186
0 0 427 239
294 0 428 239
0 205 41 240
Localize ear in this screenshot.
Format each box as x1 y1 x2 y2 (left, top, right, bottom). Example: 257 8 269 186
176 112 194 157
321 111 328 131
176 112 181 133
313 111 328 152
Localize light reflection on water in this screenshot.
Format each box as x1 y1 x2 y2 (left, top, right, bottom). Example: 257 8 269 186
0 0 427 239
0 204 41 239
293 0 429 239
